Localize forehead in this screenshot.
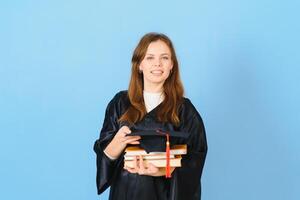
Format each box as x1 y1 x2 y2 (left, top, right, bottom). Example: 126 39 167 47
146 40 171 55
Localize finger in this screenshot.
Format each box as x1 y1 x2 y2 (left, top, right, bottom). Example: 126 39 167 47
127 168 136 173
128 141 140 145
125 166 137 173
121 135 140 143
125 136 141 140
133 156 139 170
124 165 133 170
147 163 159 174
124 164 135 171
124 137 141 144
122 126 132 134
138 155 145 174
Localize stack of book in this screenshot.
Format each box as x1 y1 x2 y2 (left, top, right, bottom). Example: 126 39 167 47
124 144 187 168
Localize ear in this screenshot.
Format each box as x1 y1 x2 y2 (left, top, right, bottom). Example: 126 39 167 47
170 60 174 70
138 65 143 73
139 63 144 71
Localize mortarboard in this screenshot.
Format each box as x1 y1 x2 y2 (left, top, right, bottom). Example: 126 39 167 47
128 129 189 178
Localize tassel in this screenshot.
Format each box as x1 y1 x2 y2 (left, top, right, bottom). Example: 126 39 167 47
165 134 171 178
156 129 171 178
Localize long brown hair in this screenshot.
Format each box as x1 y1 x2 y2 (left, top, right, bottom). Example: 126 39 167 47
119 32 184 126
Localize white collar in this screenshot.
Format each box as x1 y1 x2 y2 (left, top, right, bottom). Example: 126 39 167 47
143 91 164 112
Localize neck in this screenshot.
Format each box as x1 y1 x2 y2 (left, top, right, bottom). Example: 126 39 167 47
143 82 164 93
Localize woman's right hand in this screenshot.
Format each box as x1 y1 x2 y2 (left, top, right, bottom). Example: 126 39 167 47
104 126 141 159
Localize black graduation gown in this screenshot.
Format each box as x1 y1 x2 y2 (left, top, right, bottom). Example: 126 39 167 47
93 90 208 200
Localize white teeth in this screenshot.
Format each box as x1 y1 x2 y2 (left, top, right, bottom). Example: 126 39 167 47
151 70 163 74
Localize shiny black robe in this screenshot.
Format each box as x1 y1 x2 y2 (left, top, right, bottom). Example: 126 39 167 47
93 90 208 200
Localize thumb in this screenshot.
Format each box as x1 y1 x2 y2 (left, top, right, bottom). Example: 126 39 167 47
122 126 132 134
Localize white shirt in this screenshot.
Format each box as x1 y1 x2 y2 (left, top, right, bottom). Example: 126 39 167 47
143 90 164 113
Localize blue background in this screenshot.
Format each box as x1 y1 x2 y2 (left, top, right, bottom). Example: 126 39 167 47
1 0 299 199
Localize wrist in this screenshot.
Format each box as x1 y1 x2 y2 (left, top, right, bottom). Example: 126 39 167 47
104 149 118 160
104 141 123 158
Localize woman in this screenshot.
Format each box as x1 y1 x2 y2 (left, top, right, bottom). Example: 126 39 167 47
93 32 208 200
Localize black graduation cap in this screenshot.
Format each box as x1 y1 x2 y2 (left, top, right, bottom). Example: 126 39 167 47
128 129 189 178
129 129 189 153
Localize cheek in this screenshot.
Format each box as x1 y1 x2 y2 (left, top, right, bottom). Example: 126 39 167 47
164 70 171 77
139 62 147 71
163 61 173 71
163 59 172 66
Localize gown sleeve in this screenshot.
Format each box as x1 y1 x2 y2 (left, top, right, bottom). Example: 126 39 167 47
170 102 208 200
93 93 124 195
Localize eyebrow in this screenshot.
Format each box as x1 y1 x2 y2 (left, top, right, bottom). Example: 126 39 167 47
146 53 170 56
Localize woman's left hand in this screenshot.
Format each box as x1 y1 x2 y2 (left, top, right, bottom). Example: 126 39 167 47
123 155 175 177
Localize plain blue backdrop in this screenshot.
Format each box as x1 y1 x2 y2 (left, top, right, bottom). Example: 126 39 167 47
1 0 299 199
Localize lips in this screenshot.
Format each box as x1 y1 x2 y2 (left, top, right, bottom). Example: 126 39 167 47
151 70 163 75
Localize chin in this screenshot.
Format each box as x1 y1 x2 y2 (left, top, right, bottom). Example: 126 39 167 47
150 78 167 84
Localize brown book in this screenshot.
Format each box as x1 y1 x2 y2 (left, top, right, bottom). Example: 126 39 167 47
124 154 175 160
124 155 182 168
124 144 187 156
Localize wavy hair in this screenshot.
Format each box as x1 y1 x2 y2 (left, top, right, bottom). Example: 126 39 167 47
119 32 184 126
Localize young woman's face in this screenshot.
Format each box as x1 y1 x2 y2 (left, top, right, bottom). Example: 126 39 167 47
139 40 173 88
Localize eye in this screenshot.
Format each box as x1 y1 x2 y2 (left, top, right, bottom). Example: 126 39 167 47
162 56 169 60
146 57 154 60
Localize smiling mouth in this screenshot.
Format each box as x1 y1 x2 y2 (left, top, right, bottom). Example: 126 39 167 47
151 70 163 75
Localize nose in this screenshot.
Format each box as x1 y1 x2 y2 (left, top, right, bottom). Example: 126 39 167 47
153 58 162 67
